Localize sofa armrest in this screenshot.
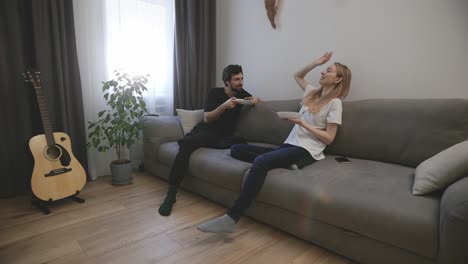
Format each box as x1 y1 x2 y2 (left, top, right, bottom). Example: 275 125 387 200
438 176 468 264
142 115 184 163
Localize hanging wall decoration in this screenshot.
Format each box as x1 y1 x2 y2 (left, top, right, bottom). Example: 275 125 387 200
265 0 279 29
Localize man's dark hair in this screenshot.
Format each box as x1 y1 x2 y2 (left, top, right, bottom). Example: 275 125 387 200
222 65 243 86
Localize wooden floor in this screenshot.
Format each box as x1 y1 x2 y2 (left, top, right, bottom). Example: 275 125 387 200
0 172 354 264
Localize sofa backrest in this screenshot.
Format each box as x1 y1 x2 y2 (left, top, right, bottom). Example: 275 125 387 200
235 100 301 146
326 99 468 168
236 98 468 168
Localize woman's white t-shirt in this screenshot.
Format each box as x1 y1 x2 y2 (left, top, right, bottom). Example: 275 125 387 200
284 84 342 160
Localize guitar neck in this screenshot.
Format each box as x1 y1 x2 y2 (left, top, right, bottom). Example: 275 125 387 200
33 85 56 147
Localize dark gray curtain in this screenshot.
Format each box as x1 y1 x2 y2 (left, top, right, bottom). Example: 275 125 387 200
173 0 216 110
0 0 88 198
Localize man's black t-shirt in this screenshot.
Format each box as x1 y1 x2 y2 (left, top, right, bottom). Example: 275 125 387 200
202 87 252 136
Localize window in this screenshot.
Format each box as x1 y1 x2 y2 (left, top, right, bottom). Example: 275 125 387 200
106 0 174 114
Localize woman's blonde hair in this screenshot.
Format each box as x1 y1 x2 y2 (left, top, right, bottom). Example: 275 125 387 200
303 62 351 113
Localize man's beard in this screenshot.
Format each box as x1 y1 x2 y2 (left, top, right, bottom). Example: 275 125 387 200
232 86 243 94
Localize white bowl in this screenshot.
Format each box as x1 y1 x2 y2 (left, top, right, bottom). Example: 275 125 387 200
235 99 254 105
276 111 301 119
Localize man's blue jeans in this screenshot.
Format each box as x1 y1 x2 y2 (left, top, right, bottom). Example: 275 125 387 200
227 143 312 221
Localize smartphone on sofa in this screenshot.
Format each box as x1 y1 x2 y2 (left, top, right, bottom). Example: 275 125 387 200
335 156 351 164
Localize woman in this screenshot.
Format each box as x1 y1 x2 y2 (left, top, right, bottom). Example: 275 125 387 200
197 51 351 233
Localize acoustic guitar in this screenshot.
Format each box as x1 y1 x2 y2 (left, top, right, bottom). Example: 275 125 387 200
24 71 86 201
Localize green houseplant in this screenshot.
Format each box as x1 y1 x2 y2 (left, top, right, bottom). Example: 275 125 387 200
87 70 148 185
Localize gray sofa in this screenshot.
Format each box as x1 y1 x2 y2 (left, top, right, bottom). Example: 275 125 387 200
142 99 468 264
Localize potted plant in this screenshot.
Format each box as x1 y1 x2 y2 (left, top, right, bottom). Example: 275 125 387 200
87 70 148 185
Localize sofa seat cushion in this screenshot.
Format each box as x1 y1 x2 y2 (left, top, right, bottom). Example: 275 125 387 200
158 142 251 192
253 156 439 258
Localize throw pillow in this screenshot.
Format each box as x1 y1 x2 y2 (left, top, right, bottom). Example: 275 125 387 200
412 140 468 195
176 109 204 135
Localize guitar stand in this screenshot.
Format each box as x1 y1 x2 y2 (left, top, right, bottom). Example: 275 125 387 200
32 199 52 215
32 191 85 215
68 195 85 204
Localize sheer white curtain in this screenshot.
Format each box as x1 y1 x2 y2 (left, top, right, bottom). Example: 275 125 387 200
73 0 174 179
106 0 174 114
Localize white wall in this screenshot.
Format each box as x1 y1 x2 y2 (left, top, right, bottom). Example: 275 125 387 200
216 0 468 101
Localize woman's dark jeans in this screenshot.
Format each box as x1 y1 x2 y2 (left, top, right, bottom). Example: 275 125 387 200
227 143 312 221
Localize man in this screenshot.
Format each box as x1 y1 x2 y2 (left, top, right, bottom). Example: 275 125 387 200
159 65 260 216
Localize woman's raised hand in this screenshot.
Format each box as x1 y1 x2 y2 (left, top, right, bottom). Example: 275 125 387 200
294 51 333 91
314 51 333 66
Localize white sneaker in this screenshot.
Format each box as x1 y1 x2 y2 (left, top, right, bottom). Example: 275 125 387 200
289 164 299 170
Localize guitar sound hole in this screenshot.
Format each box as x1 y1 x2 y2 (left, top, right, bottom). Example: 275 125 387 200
44 145 62 160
